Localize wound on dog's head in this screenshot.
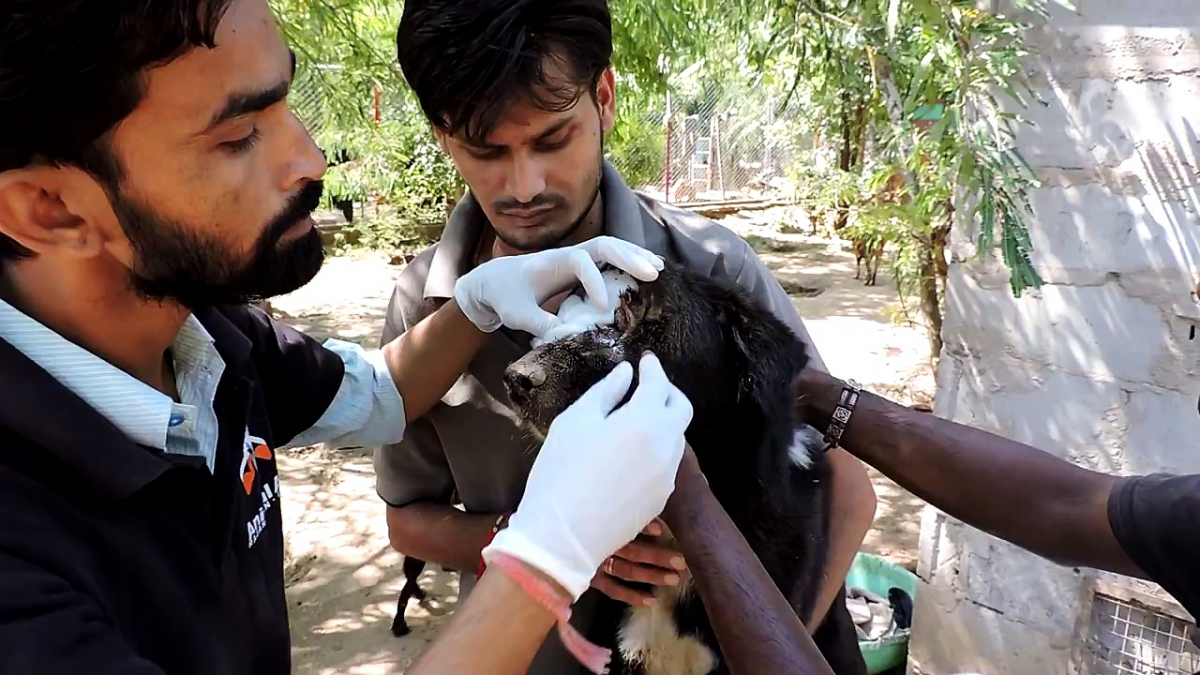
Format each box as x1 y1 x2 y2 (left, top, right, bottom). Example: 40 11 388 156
531 268 640 348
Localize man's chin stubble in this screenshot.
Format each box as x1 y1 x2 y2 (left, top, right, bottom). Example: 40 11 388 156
498 225 578 253
497 190 600 252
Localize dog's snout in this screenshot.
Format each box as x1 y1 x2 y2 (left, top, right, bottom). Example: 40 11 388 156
504 361 547 404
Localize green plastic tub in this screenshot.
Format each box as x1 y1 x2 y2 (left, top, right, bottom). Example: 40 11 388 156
845 552 919 674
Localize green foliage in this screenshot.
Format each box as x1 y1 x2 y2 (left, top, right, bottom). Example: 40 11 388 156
322 116 465 250
605 77 667 190
787 155 863 229
742 0 1064 300
270 0 722 252
269 0 1063 300
849 140 952 293
903 0 1050 297
274 0 467 252
274 0 406 141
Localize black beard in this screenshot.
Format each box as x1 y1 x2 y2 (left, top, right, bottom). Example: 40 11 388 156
115 180 327 311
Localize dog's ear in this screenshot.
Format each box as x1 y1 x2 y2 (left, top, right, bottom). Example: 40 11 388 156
637 281 668 323
723 298 809 409
614 281 667 331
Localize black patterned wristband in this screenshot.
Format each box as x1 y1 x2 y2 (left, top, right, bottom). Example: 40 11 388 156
823 379 862 448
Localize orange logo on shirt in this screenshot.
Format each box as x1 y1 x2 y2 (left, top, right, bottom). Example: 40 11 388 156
240 435 274 496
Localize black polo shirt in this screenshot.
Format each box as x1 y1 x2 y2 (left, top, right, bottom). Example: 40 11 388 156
0 305 345 675
1108 473 1200 641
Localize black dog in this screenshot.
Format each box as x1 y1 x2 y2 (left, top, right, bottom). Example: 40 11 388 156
500 262 867 674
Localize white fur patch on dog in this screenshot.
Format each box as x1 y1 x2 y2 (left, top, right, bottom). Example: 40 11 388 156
788 425 825 469
618 577 718 675
531 269 638 347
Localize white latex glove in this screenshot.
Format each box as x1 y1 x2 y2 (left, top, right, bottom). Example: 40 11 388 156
482 352 693 601
453 236 664 338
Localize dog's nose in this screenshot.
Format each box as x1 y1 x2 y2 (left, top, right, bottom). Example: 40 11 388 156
504 361 547 403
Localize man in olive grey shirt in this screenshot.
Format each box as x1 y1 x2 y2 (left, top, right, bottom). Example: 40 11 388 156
375 0 879 670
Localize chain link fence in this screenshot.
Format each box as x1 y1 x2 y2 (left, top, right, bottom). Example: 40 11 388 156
289 65 334 143
606 83 812 205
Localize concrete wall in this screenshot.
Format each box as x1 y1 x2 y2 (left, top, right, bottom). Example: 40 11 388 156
909 1 1200 673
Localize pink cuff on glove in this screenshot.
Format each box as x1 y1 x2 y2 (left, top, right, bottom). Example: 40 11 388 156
486 551 612 674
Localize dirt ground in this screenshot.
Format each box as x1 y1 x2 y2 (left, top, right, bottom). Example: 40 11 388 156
272 206 933 674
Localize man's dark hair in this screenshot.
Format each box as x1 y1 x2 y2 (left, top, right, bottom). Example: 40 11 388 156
0 1 235 262
396 0 613 145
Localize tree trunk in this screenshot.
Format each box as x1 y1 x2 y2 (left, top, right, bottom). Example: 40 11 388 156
835 108 853 231
834 100 866 232
931 199 952 280
868 45 945 356
852 102 869 169
838 105 853 173
856 120 870 170
868 49 919 192
917 241 943 359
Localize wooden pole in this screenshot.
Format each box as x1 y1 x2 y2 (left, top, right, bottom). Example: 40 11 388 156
664 90 673 203
715 115 726 199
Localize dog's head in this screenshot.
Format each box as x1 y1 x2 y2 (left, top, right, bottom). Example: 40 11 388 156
503 262 809 439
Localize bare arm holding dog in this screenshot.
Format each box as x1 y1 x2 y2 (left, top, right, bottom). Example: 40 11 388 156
793 368 1138 576
383 299 489 424
386 502 686 606
386 503 501 573
809 446 877 628
409 565 560 675
407 531 683 674
662 448 836 675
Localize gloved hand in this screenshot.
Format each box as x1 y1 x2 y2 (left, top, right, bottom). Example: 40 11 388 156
453 236 663 338
482 352 693 601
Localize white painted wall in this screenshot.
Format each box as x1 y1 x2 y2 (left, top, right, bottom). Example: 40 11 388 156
909 1 1200 673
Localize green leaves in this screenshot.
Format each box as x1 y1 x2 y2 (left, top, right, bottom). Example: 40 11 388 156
274 0 407 146
269 0 1053 298
962 117 1044 296
977 165 995 255
764 0 1050 298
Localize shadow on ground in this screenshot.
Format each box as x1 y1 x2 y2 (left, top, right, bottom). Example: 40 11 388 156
280 443 462 675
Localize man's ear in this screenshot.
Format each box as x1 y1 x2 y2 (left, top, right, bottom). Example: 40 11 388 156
596 68 617 135
432 127 451 155
0 166 111 259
